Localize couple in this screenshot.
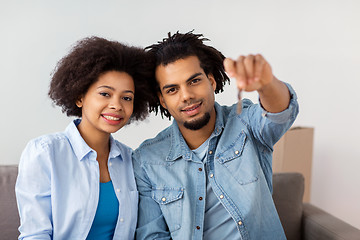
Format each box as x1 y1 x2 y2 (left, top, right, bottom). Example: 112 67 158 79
15 31 299 240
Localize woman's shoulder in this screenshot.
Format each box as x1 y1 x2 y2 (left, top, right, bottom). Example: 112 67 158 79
25 131 68 152
19 131 70 169
112 139 133 154
111 138 134 163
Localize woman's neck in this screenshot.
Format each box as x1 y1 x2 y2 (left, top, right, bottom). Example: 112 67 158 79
76 122 110 156
77 122 112 183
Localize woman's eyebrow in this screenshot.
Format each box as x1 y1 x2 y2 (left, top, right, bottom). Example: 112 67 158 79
97 85 114 90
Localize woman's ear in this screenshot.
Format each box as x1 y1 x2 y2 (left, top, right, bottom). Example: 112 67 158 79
76 97 83 108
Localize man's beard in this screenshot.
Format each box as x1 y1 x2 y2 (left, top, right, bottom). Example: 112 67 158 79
183 112 211 131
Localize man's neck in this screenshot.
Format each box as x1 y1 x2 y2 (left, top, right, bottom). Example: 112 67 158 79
178 110 216 150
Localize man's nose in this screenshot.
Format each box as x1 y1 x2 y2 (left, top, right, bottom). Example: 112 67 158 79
180 87 194 102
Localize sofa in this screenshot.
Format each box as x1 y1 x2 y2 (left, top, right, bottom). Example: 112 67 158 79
272 172 360 240
0 165 19 240
1 165 360 240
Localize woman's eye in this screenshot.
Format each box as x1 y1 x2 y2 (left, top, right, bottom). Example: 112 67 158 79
100 92 110 97
123 96 133 101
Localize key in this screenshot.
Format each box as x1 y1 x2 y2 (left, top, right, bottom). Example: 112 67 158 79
237 91 242 114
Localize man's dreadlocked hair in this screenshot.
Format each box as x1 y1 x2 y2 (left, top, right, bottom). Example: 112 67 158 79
146 31 230 120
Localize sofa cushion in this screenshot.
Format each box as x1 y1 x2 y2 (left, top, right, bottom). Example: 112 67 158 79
0 165 20 239
273 172 304 240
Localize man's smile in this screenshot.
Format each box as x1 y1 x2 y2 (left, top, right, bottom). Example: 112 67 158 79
181 102 202 116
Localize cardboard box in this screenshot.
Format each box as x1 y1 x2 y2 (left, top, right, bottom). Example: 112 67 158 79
273 127 314 202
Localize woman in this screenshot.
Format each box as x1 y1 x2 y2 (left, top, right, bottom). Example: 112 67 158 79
15 36 154 239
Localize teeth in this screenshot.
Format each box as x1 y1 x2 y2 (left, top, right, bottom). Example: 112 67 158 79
186 105 198 111
103 115 120 121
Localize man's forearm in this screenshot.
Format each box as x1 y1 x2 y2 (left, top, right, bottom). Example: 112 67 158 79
258 77 291 113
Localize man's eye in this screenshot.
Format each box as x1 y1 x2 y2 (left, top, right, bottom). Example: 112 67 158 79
100 92 110 97
166 88 176 94
190 78 201 84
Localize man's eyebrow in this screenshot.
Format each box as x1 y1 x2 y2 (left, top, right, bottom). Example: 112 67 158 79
162 72 203 91
185 72 203 83
162 84 178 91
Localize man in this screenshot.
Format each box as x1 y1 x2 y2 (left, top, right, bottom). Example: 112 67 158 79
133 31 299 240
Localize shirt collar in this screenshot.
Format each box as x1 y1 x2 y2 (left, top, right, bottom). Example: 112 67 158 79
109 135 122 160
166 102 224 162
213 102 225 135
65 119 122 161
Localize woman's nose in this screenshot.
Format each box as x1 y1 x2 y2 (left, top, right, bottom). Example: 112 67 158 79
109 99 123 111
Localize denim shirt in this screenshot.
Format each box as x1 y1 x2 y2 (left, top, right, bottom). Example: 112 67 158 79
16 120 138 240
133 83 299 240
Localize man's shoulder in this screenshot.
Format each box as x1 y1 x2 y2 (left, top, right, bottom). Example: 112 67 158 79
139 125 172 147
134 125 172 159
215 100 256 125
216 100 256 115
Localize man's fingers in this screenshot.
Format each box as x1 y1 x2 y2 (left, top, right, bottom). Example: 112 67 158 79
235 56 247 89
224 57 246 89
225 54 269 90
226 54 273 92
254 54 265 82
243 54 255 83
223 58 236 77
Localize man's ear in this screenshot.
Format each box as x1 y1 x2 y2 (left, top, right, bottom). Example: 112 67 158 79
208 74 217 91
76 97 83 108
158 91 167 110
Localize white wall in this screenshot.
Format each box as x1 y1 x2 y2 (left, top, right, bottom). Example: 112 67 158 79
1 0 359 229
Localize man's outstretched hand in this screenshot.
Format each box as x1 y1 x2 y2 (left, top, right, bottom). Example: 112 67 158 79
224 54 291 113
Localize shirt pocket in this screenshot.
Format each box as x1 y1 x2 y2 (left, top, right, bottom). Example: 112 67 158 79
216 130 260 185
151 187 184 232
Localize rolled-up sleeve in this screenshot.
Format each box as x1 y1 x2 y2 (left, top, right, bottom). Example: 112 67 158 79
244 82 299 150
259 82 299 124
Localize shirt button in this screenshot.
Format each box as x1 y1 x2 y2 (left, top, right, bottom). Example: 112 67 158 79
208 150 213 155
198 168 203 172
120 218 124 222
162 197 166 202
109 162 112 166
116 189 120 193
210 173 214 178
219 194 224 199
238 221 242 225
199 197 203 201
262 112 267 117
196 226 200 230
235 150 240 155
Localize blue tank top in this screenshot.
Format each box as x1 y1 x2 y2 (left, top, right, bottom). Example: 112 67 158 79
87 180 119 240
